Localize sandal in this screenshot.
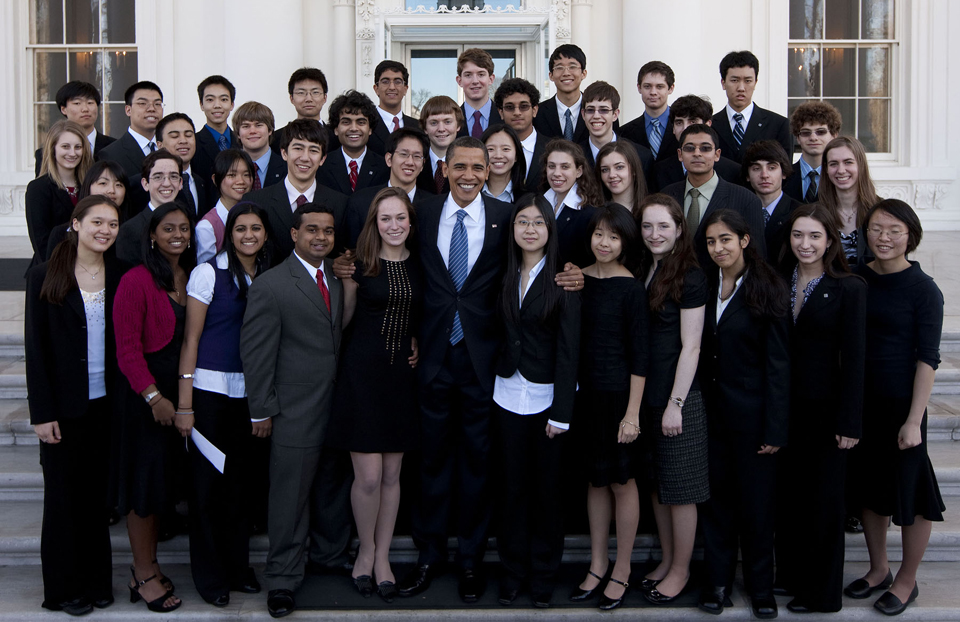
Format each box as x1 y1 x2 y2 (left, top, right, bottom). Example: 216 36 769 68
151 559 174 591
129 567 181 613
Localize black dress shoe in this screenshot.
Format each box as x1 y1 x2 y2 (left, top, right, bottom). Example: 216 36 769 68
569 561 611 601
458 568 485 603
397 564 437 597
643 580 688 605
52 597 94 616
845 515 864 533
786 598 814 613
498 585 519 605
874 583 918 616
598 576 629 610
698 586 728 615
267 589 296 618
844 569 894 599
377 581 398 603
353 574 375 597
231 567 262 593
91 595 114 609
752 595 779 619
209 593 230 607
532 591 552 608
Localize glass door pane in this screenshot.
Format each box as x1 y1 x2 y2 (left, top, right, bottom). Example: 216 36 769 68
409 49 459 117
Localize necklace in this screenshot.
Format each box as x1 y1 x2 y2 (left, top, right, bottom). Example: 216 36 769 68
76 261 103 281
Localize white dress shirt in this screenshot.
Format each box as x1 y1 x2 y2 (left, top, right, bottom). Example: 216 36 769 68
544 182 582 217
437 192 485 276
377 106 403 132
519 129 538 178
387 180 417 202
284 177 317 211
293 250 329 289
556 93 583 131
716 269 745 320
726 101 755 133
195 199 229 264
342 147 367 178
127 127 156 156
85 128 97 153
482 179 513 203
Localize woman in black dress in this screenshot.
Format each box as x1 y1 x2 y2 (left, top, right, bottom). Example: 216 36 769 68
846 199 945 616
774 203 866 613
698 209 790 619
569 203 648 611
635 194 708 604
326 187 422 602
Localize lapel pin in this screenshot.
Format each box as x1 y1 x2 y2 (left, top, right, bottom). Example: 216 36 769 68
491 224 498 228
824 293 829 298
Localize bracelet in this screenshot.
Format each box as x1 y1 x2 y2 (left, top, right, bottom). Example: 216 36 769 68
174 411 193 416
620 419 640 432
669 396 685 409
144 390 160 405
179 373 195 380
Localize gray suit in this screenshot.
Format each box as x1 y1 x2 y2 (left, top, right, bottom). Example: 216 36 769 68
241 252 343 591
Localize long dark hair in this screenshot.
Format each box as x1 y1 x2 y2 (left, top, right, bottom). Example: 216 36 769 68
637 193 700 312
499 193 563 326
702 209 788 319
79 160 130 201
778 203 854 279
142 201 197 292
538 138 605 208
481 123 526 197
220 202 274 299
40 195 120 305
595 141 648 217
356 187 417 277
819 136 879 228
588 202 639 273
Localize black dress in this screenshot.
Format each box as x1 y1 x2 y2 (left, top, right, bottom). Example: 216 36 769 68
327 258 423 453
573 274 649 487
114 297 186 517
852 261 945 525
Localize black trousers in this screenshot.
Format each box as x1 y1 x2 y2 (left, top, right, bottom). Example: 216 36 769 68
415 341 493 569
187 389 252 602
700 433 777 598
494 405 566 594
39 397 113 608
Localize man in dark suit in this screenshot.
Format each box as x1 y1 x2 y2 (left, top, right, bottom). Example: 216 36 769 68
99 81 164 179
115 150 183 267
534 44 588 143
655 95 742 189
368 60 420 155
619 61 678 164
34 81 115 175
233 101 285 190
711 51 793 164
271 67 335 155
455 48 502 139
240 203 343 619
783 101 842 203
494 78 548 190
744 140 803 260
317 90 389 195
192 75 237 205
415 96 465 196
576 81 654 187
661 124 767 268
244 119 348 261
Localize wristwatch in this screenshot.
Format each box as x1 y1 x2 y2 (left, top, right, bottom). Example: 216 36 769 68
669 396 685 409
143 390 160 404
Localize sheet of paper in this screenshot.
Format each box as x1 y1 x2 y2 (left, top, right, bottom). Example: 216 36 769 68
191 427 226 474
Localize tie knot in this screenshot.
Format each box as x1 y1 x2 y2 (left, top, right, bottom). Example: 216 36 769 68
652 118 660 128
296 194 308 207
733 112 744 122
455 208 468 223
349 160 359 171
564 109 572 119
473 110 482 121
316 267 324 281
689 188 701 198
808 170 818 180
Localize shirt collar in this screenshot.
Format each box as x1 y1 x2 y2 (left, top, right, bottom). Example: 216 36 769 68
214 199 229 223
644 107 670 130
284 177 317 205
205 124 230 145
293 250 325 281
442 190 483 222
798 156 820 177
685 170 720 202
544 182 582 213
343 146 367 171
86 128 97 150
387 179 417 202
726 101 755 128
253 149 272 173
482 179 513 202
764 191 784 213
127 127 154 150
376 106 402 130
519 128 538 153
429 149 444 173
519 255 548 300
463 99 493 123
556 93 583 118
588 132 617 161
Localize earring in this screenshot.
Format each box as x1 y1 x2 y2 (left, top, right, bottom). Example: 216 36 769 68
150 239 155 249
187 241 191 249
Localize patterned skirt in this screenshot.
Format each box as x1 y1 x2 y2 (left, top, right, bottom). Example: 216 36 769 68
642 390 710 505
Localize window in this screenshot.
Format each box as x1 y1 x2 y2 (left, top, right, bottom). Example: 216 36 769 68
30 0 137 148
407 46 518 117
405 1 523 9
787 0 895 153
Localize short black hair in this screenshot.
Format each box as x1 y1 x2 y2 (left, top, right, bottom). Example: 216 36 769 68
156 112 195 141
386 128 429 157
867 199 924 255
720 50 760 81
327 90 379 129
124 81 163 106
213 148 254 193
668 94 714 129
494 78 541 110
742 140 793 179
549 44 586 72
197 75 236 103
679 123 720 149
279 118 329 155
287 68 328 96
446 136 488 166
292 201 336 230
374 60 409 84
141 149 183 179
637 61 675 88
56 81 102 109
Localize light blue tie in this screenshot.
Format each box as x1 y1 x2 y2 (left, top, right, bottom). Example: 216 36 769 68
217 134 228 151
448 209 469 345
649 118 663 158
563 109 574 141
733 112 745 146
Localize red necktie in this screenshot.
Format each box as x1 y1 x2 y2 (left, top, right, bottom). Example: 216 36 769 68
296 194 308 207
349 160 359 192
316 268 330 312
434 161 445 194
471 110 483 139
252 162 262 191
392 116 400 132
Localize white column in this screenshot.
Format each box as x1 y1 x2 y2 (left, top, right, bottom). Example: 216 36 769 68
329 0 358 98
570 0 592 74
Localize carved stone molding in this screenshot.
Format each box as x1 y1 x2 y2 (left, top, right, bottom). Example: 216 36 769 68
552 0 570 20
914 183 948 210
876 183 912 203
0 186 26 215
361 43 374 78
357 27 375 39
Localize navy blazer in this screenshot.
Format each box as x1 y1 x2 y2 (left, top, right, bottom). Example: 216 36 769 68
98 131 150 180
36 131 115 176
191 126 234 211
556 204 595 268
367 114 420 155
619 114 679 164
316 147 390 196
457 103 502 138
242 181 348 261
261 150 287 188
711 105 794 164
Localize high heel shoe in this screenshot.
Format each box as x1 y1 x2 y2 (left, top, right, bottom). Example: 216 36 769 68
151 559 174 591
599 576 629 610
129 567 181 613
569 560 611 601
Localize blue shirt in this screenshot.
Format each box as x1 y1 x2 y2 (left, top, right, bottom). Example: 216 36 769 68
644 107 670 148
463 100 493 134
253 150 272 188
798 157 821 197
205 124 232 149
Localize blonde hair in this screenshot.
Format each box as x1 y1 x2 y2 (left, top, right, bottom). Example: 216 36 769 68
39 120 93 189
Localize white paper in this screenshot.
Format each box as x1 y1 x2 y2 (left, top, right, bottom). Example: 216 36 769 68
190 428 226 474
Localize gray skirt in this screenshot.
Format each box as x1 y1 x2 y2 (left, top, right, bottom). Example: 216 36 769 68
643 391 710 505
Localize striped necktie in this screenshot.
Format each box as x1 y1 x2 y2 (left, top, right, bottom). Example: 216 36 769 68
649 118 663 158
252 162 262 191
805 170 819 204
563 109 574 141
447 209 468 345
349 160 359 192
733 112 745 146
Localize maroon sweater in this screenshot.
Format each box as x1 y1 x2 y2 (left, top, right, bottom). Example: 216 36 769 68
113 265 176 393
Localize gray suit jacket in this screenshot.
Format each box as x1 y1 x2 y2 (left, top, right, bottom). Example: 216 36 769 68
241 253 343 448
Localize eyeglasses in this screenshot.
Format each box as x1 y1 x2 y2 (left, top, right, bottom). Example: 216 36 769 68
133 100 163 110
501 103 532 112
149 173 181 183
514 219 546 229
866 226 906 240
681 144 715 153
393 150 424 163
293 89 325 98
798 128 832 138
583 106 614 116
552 63 582 73
378 78 406 87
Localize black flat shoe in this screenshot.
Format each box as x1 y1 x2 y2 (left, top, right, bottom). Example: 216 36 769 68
844 569 894 599
49 597 93 617
786 598 814 613
267 588 295 618
752 595 778 619
377 580 398 603
231 567 261 593
698 586 728 615
397 563 438 597
209 593 229 608
874 584 919 616
598 576 629 610
639 577 662 592
569 560 611 601
91 595 114 609
458 568 485 603
498 585 519 606
353 574 374 598
532 592 552 608
845 515 864 533
642 580 688 605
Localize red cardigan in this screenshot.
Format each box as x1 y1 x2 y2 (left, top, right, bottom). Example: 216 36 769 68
113 265 176 393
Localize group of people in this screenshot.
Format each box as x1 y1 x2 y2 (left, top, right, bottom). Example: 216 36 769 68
24 42 944 620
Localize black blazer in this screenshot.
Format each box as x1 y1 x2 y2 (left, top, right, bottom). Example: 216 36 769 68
98 131 150 179
782 158 810 203
35 131 115 176
619 114 679 164
711 105 794 164
495 269 581 424
556 204 595 268
417 156 448 196
115 207 151 268
655 155 742 190
764 193 803 262
416 193 513 389
525 131 550 191
367 114 420 155
242 181 348 261
261 150 287 188
25 175 76 267
699 278 791 447
579 136 655 191
456 104 502 138
661 176 768 267
316 147 390 195
788 274 866 438
191 126 234 211
534 95 621 143
344 183 435 249
24 257 121 424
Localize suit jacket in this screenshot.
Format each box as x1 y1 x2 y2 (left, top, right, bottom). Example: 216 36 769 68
662 175 768 267
655 155 742 190
525 132 550 191
316 148 389 196
556 204 595 268
367 114 420 155
344 183 435 249
494 270 581 424
579 136 656 192
240 253 342 448
115 207 152 268
417 157 448 196
711 105 794 164
191 126 233 211
764 193 803 263
699 278 790 447
782 158 810 203
619 114 679 164
242 181 348 261
533 95 621 143
457 103 502 138
25 175 76 267
25 257 121 425
261 150 287 188
36 131 115 176
98 131 150 180
416 193 513 389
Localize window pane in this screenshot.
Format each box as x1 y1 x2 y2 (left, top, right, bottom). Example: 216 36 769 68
858 99 890 152
407 1 524 7
789 46 820 97
103 0 135 44
35 103 61 149
65 0 98 44
825 0 858 39
410 49 459 116
69 50 103 87
35 51 67 101
789 0 823 39
862 0 894 39
103 102 127 137
488 49 516 98
104 50 137 101
33 0 64 45
822 47 855 96
859 46 889 97
824 98 856 138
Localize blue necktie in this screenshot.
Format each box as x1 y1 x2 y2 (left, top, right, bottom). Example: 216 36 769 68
563 109 574 141
805 171 819 204
733 112 745 146
448 209 468 345
217 134 228 151
649 118 662 158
